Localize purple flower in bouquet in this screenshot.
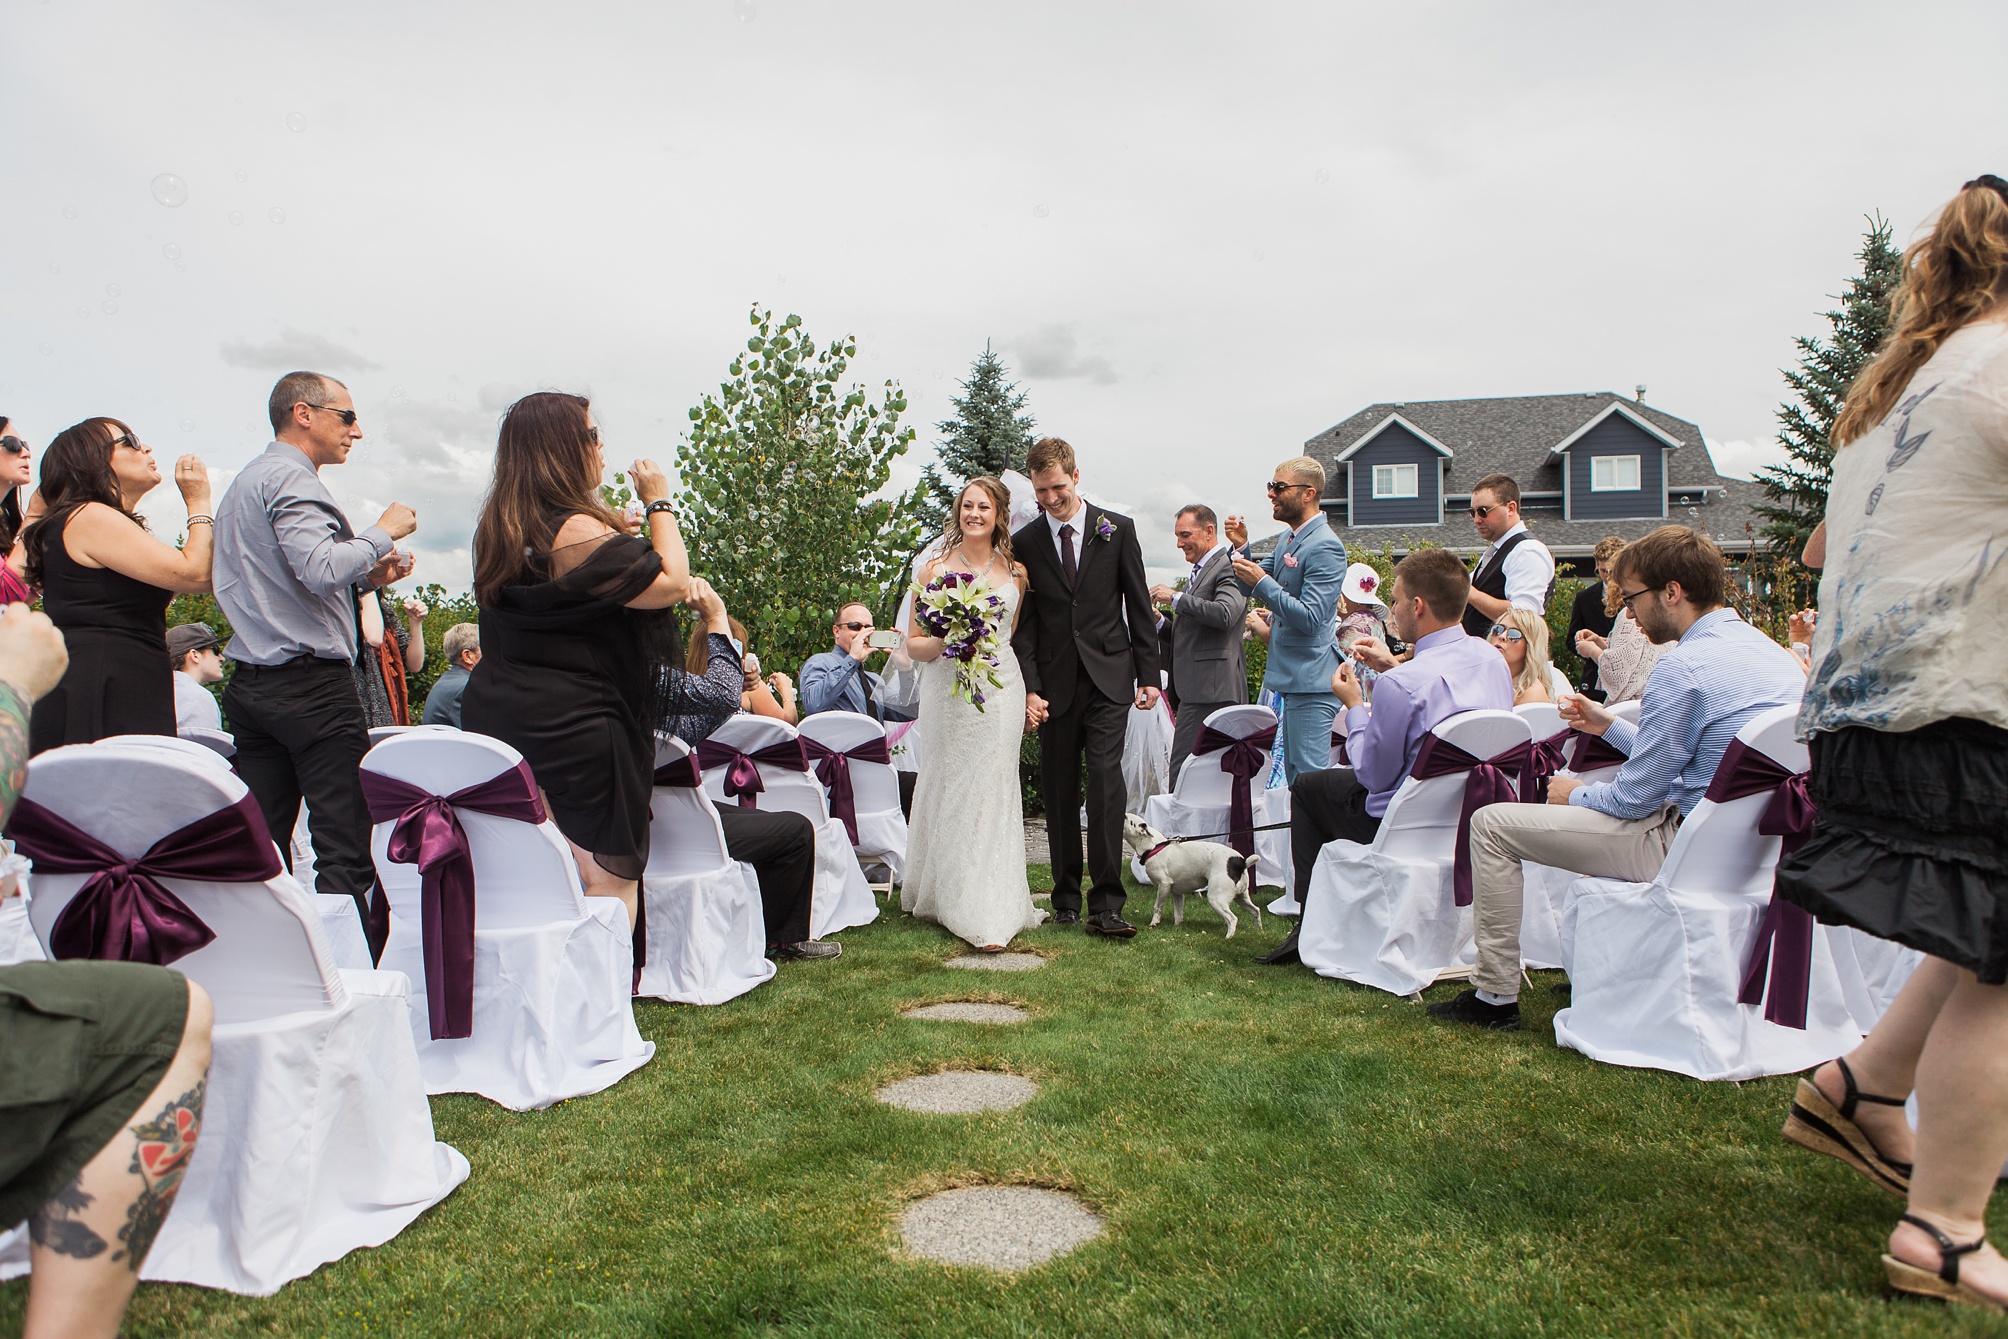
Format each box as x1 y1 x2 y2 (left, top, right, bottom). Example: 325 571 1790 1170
911 570 1009 712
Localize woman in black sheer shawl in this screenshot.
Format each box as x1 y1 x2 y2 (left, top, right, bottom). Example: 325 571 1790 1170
462 393 690 929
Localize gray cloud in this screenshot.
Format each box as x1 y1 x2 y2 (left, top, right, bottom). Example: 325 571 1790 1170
218 329 381 373
1010 324 1118 386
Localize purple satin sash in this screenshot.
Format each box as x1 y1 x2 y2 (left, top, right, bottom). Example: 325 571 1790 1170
801 735 892 844
1706 738 1818 1029
1521 729 1573 804
652 753 702 789
1407 734 1534 907
1194 724 1278 858
8 792 280 966
360 760 546 1040
1567 730 1629 774
693 738 808 807
1330 732 1350 767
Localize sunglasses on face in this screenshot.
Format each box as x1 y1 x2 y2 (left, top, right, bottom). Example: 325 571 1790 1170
106 432 142 452
1266 481 1314 495
1469 503 1506 520
839 621 871 632
0 437 27 456
303 403 359 427
1487 625 1526 643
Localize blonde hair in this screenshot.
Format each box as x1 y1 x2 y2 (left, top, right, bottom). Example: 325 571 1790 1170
1594 536 1629 617
1834 180 2008 446
1277 454 1327 492
1494 606 1553 699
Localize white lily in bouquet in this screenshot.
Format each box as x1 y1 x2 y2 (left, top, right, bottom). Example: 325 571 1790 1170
910 571 1008 711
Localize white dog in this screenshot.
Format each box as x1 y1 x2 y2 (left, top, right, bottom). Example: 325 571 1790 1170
1122 813 1263 939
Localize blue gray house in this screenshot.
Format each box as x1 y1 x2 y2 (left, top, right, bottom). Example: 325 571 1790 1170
1295 390 1767 569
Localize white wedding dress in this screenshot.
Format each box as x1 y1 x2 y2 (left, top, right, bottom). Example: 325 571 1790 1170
901 577 1044 949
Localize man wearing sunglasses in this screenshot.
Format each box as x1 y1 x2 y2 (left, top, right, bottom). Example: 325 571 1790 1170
1460 473 1555 638
214 370 419 959
800 603 918 818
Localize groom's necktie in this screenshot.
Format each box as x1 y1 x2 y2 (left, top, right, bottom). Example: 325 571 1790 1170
1059 523 1077 586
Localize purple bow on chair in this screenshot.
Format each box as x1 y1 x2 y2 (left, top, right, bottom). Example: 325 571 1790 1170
801 735 892 844
1330 732 1350 767
1567 730 1629 774
1521 729 1573 804
1193 723 1278 858
652 753 702 789
1706 738 1818 1030
7 793 280 966
693 738 808 807
1407 734 1534 907
359 759 546 1040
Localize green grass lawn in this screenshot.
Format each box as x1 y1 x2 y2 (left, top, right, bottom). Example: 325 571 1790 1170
7 867 2001 1337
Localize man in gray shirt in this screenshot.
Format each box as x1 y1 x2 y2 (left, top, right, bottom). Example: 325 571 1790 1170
1149 504 1249 782
215 370 417 953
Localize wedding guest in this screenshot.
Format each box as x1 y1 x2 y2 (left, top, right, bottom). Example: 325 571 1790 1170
419 623 479 727
23 419 214 754
1335 562 1390 702
1226 456 1346 781
1575 542 1667 705
1257 549 1512 965
1488 608 1556 706
1773 176 2008 1309
1432 525 1804 1030
1565 536 1624 692
800 603 887 718
1460 473 1555 637
733 625 798 724
665 578 834 961
1148 504 1246 783
0 419 34 604
215 371 418 945
462 392 688 935
167 622 225 734
354 587 426 728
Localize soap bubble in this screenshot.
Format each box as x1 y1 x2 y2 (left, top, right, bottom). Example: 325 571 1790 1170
390 385 406 398
268 207 287 224
150 173 189 207
105 283 121 298
75 306 89 319
162 243 182 261
234 169 248 182
45 262 58 274
179 419 194 431
285 112 307 132
1251 249 1266 261
62 205 77 220
1033 203 1050 218
1313 168 1330 184
101 300 118 315
228 210 244 225
37 342 52 356
174 263 185 272
733 0 755 20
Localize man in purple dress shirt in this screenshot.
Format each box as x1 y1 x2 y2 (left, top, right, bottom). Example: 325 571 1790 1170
1257 549 1514 964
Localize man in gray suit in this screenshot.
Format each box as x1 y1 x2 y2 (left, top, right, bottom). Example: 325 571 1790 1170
1150 504 1249 784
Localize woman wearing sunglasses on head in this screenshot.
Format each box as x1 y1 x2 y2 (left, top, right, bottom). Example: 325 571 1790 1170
20 418 213 753
0 420 35 605
1485 608 1564 706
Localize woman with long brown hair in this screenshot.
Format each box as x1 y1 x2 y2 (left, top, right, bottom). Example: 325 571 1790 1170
0 418 34 604
460 393 688 928
22 418 213 752
1774 176 2008 1311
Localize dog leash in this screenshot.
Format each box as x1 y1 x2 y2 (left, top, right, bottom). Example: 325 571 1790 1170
1143 820 1292 849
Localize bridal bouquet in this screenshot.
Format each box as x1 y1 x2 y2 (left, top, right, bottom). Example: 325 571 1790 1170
910 571 1008 711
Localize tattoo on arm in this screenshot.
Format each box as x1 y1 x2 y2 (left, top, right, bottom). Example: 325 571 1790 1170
0 682 29 825
115 1078 206 1270
28 1176 109 1260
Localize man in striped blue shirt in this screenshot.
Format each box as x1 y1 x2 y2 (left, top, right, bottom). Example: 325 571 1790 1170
1430 526 1807 1030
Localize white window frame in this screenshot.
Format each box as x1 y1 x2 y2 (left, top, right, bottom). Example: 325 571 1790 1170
1371 462 1419 499
1591 454 1641 492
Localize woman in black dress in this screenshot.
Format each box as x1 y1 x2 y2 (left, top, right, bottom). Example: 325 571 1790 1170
22 418 215 754
461 393 689 930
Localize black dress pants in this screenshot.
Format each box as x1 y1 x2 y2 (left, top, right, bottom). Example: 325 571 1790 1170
1041 665 1130 917
715 807 817 946
222 658 378 948
1290 768 1383 900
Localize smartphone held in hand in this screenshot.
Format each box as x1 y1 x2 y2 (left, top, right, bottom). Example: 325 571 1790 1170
867 630 903 650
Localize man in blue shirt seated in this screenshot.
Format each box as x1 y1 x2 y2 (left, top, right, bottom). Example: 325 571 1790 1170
798 602 917 818
1258 549 1515 965
1431 525 1808 1031
420 623 479 728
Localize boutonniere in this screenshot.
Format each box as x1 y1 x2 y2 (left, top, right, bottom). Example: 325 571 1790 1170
1283 553 1300 568
1095 515 1116 543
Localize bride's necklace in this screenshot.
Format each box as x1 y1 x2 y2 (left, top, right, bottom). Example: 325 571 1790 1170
945 544 1004 586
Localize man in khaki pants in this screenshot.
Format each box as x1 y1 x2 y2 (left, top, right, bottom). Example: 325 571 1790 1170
1427 526 1807 1031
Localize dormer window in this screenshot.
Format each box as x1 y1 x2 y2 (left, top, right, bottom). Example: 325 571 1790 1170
1591 455 1640 491
1372 463 1418 498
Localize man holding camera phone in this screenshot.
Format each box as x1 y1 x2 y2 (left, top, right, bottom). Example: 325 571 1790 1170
799 603 916 813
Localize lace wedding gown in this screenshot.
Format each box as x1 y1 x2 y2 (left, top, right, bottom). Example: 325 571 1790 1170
901 578 1044 949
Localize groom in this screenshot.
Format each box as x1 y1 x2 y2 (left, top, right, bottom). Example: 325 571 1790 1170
1015 437 1161 938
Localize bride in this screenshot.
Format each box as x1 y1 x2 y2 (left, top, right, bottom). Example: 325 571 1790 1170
900 476 1044 951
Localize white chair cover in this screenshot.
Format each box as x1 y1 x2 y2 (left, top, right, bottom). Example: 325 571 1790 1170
181 726 237 758
699 715 878 939
1511 703 1571 971
796 711 909 883
1823 924 1924 1033
640 736 775 1004
1141 704 1291 893
1123 694 1176 817
18 740 467 1295
886 717 922 775
1554 705 1865 1080
363 731 654 1111
1298 710 1534 995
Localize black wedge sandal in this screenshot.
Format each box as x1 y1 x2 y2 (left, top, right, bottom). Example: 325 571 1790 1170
1781 1056 1912 1196
1884 1214 2006 1312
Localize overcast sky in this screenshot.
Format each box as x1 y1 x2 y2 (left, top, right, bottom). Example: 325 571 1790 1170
6 0 2005 591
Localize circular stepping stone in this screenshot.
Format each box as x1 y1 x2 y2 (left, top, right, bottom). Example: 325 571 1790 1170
902 1002 1030 1024
875 1070 1037 1114
945 952 1045 972
899 1186 1105 1272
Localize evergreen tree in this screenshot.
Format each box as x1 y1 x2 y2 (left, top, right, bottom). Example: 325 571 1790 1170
1752 215 1903 558
914 343 1037 533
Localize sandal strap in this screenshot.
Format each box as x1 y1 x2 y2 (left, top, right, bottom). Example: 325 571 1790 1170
1834 1056 1909 1117
1899 1213 1986 1284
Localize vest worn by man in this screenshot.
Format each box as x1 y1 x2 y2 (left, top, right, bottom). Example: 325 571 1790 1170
1462 531 1553 637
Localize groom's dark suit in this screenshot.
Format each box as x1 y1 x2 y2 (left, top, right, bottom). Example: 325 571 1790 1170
1013 504 1160 918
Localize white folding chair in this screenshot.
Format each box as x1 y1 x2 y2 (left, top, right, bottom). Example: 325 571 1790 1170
797 710 908 886
181 725 237 758
700 715 878 939
18 740 467 1295
1555 705 1865 1080
1298 710 1534 995
363 731 654 1110
1511 704 1570 971
1142 704 1291 896
639 736 775 1004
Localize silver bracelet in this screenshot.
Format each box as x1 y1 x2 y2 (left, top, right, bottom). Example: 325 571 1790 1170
185 515 214 526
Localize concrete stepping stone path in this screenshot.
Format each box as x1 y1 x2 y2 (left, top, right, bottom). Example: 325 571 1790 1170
900 1002 1029 1024
875 1070 1037 1114
945 952 1045 972
899 1186 1104 1272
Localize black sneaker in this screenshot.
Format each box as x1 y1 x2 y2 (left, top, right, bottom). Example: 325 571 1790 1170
1426 988 1521 1031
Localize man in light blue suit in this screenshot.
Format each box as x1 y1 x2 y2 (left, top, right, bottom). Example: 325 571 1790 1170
1228 455 1348 782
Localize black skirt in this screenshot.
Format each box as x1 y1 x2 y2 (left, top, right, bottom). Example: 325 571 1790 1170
1775 717 2008 983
